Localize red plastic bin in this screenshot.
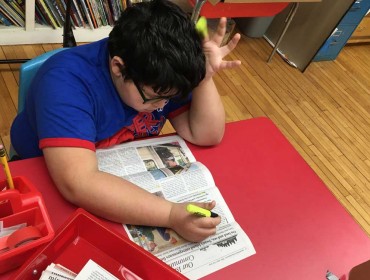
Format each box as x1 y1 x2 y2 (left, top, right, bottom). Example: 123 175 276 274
0 176 54 274
188 0 289 18
13 208 187 279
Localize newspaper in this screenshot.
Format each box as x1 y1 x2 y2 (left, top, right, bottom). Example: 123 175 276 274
75 259 142 280
39 260 142 280
96 135 256 279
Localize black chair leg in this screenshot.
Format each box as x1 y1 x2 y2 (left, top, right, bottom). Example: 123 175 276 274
0 59 30 64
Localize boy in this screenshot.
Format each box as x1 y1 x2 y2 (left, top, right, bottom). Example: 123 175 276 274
10 0 241 242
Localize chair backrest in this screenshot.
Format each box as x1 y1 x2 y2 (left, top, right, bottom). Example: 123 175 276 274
18 48 67 113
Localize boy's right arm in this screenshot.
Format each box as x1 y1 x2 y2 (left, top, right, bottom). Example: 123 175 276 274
43 146 220 242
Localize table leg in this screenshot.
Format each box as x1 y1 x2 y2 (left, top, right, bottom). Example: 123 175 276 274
267 2 299 63
191 0 207 24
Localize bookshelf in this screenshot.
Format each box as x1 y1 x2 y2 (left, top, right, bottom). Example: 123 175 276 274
0 0 193 45
0 0 114 45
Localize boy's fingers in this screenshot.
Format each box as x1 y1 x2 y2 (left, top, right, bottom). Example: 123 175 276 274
220 60 242 70
201 216 221 228
196 200 216 211
213 17 227 45
227 33 241 51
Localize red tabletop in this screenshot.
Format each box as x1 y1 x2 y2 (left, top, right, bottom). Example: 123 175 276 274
187 0 289 18
1 117 369 279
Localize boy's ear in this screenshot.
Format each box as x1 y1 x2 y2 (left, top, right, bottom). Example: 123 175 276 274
110 56 125 77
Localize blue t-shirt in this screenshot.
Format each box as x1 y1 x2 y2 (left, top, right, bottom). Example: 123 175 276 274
11 39 190 159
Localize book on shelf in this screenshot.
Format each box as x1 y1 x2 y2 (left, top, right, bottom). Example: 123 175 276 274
0 0 126 28
96 134 256 279
62 0 80 27
85 0 98 28
0 0 24 26
0 7 13 25
5 0 24 19
0 0 131 32
72 0 86 28
102 0 114 26
33 4 46 25
14 0 25 10
108 0 121 22
51 0 67 26
76 0 90 28
79 0 94 29
89 0 103 27
35 0 54 27
36 0 59 28
95 0 107 26
44 0 63 27
62 0 81 28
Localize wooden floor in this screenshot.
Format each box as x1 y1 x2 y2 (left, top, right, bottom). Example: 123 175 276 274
0 37 369 237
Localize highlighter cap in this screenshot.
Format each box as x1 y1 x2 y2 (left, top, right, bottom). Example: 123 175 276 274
195 16 208 39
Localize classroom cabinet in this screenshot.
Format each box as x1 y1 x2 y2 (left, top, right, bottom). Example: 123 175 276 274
313 0 370 61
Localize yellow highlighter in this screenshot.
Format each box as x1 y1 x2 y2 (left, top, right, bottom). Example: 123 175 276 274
0 144 15 189
186 204 219 218
195 16 208 39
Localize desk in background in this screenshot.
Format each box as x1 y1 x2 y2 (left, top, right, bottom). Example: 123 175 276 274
1 117 369 279
189 0 321 62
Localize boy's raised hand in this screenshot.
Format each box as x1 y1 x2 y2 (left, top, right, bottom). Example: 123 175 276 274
168 201 221 242
202 17 241 78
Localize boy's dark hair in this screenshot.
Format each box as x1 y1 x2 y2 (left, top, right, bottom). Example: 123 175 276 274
108 0 205 99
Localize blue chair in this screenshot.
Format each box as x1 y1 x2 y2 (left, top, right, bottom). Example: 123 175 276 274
10 48 67 159
17 48 67 113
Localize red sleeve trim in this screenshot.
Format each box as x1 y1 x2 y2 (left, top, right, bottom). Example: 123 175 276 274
168 103 190 119
39 138 96 152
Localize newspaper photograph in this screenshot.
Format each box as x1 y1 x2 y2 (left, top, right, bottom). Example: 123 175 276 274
96 135 256 279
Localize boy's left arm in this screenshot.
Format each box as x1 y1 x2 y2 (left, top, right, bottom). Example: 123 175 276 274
170 17 241 146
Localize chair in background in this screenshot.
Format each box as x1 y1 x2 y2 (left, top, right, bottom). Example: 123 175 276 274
7 0 76 158
16 0 77 111
9 48 67 159
17 48 67 113
16 0 76 111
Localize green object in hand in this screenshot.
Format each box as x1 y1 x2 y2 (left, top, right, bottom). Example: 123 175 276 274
195 16 208 39
186 204 219 218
